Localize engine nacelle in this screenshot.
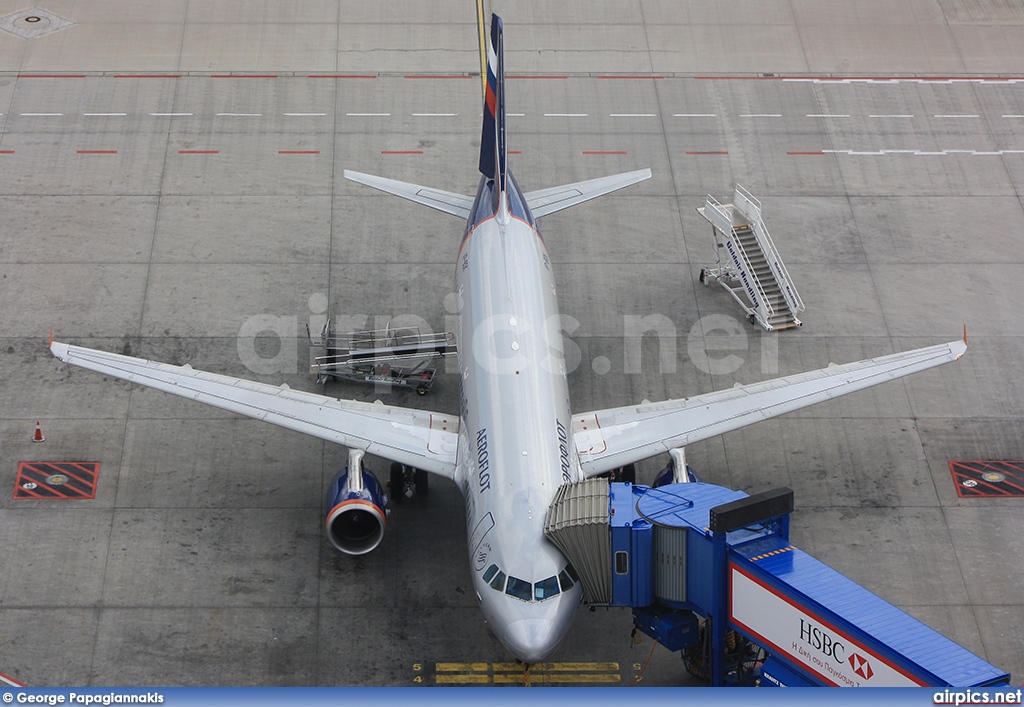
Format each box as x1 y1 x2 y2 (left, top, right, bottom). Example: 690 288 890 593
324 451 388 555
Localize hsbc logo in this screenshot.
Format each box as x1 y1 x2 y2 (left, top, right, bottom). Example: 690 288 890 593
850 653 874 680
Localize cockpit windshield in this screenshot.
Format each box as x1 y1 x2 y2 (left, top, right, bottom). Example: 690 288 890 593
481 563 576 603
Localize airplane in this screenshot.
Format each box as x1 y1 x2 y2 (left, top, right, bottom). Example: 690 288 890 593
49 14 967 665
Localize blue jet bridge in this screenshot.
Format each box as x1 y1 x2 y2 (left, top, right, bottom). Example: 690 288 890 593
544 478 1010 687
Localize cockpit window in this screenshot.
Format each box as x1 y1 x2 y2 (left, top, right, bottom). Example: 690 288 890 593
557 569 574 592
483 564 499 583
505 576 533 602
489 569 507 591
534 576 560 601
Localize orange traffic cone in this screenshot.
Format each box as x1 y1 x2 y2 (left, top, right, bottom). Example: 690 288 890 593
32 421 45 443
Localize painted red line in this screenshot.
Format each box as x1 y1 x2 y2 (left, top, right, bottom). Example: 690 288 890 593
381 150 424 155
77 149 118 154
404 75 473 80
178 150 219 154
211 74 278 79
788 151 825 155
597 75 664 80
307 75 376 79
115 74 181 79
583 150 628 155
509 75 568 80
508 150 523 155
18 74 86 79
278 150 320 154
0 150 14 154
686 151 728 155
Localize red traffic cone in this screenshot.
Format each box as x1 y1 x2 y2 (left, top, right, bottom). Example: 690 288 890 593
32 421 45 443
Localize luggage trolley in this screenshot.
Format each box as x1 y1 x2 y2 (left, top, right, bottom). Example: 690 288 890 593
308 320 457 395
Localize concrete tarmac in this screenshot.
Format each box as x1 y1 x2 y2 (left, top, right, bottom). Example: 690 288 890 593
1 0 1022 687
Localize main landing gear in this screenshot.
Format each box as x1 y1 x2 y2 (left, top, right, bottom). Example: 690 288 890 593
390 462 429 502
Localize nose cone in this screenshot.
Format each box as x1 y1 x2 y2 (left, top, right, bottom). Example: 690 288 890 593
503 618 561 664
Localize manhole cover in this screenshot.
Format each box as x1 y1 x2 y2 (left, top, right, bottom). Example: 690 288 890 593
13 461 99 499
949 460 1024 498
0 8 73 39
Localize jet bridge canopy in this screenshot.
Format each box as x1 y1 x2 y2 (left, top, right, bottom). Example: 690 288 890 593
545 479 1010 687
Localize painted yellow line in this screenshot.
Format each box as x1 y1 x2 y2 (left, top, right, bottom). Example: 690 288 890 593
436 662 490 672
436 674 492 685
493 673 622 685
491 662 619 672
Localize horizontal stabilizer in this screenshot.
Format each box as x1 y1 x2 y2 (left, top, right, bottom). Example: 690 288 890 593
524 168 652 219
344 170 474 220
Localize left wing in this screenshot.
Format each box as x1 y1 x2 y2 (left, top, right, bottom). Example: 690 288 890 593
573 337 966 477
51 342 461 481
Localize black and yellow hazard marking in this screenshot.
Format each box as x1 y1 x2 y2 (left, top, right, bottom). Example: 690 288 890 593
428 661 620 685
949 460 1024 498
13 461 99 499
749 545 796 562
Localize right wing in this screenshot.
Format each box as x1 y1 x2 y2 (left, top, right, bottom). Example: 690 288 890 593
573 337 966 477
344 170 474 220
523 168 651 219
51 342 461 481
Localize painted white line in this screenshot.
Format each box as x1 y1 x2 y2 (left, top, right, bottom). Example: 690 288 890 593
285 112 327 116
508 113 525 117
21 113 63 116
825 148 1019 156
870 114 914 118
545 113 588 117
934 114 979 119
151 112 192 116
610 113 656 117
1003 115 1024 118
806 114 850 118
740 114 781 118
83 112 127 116
346 112 390 116
216 113 263 117
413 113 457 117
674 113 717 117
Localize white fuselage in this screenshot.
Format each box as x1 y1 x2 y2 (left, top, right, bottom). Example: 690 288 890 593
452 187 584 663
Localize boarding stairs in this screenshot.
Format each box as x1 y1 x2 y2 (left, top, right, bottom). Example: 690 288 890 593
697 185 804 331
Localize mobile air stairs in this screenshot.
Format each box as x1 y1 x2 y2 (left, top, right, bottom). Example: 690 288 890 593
308 321 456 395
545 470 1011 688
697 185 804 331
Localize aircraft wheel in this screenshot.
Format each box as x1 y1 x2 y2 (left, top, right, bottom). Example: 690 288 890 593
414 468 429 497
699 268 707 285
390 462 405 504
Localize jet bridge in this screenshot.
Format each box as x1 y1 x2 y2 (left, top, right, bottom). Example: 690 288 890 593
697 185 804 331
544 478 1010 687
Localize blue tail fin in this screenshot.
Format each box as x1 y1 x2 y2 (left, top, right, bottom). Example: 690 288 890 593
478 14 507 194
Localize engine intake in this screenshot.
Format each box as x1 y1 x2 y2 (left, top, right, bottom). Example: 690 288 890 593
324 451 388 555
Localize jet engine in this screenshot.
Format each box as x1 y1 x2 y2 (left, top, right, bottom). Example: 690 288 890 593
324 450 388 555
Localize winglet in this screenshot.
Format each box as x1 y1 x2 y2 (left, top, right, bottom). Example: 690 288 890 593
49 325 53 349
963 324 968 346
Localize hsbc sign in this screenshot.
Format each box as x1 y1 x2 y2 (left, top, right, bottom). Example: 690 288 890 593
730 563 927 686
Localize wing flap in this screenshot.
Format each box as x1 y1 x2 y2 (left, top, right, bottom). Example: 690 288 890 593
51 342 460 480
344 170 474 220
523 168 651 219
574 338 966 476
